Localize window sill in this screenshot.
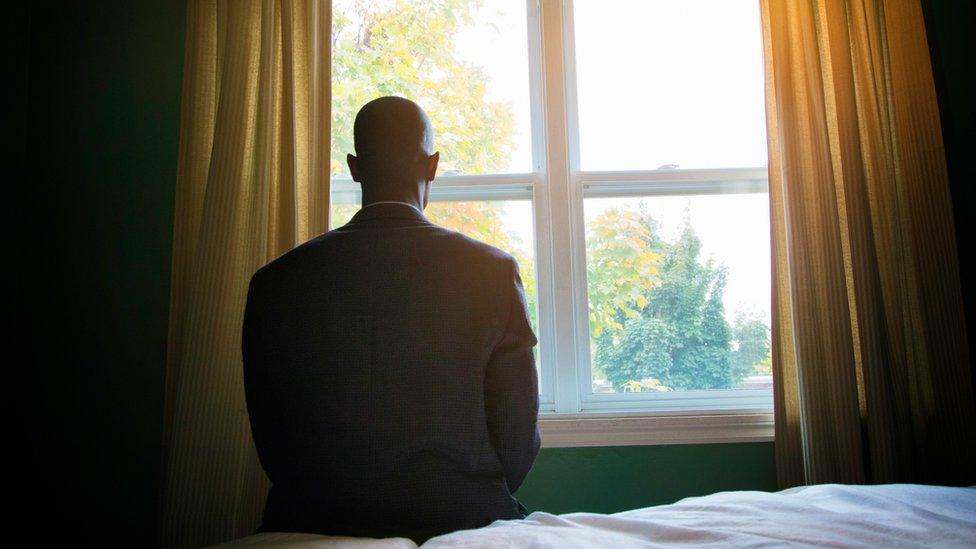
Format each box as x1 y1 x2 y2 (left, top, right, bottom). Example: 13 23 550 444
538 411 774 448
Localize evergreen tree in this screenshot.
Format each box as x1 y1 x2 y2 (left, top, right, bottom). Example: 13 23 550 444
695 268 734 389
593 211 738 391
730 311 771 381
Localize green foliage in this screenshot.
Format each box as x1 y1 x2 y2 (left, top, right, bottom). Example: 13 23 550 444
331 0 515 176
731 310 771 380
754 350 773 376
590 208 768 392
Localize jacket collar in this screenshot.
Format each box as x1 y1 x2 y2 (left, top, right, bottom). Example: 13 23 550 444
347 201 430 224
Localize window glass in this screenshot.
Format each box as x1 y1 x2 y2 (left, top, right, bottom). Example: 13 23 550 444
584 193 772 394
331 0 533 177
573 0 768 171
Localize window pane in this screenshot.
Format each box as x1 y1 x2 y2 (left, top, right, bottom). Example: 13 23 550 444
331 195 541 385
584 193 771 394
331 0 533 176
573 0 768 170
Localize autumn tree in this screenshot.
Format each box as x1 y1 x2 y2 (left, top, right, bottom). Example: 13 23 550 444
331 0 515 177
590 210 746 391
585 208 662 341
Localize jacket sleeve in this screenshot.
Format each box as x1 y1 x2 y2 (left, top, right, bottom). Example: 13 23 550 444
484 257 541 493
241 271 278 477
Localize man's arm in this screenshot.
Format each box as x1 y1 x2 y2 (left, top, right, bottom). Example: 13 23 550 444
241 271 278 476
484 257 541 494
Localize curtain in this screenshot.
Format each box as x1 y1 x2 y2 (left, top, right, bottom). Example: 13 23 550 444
159 1 330 546
760 0 976 488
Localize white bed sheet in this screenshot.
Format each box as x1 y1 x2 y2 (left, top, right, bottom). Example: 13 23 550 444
215 484 976 548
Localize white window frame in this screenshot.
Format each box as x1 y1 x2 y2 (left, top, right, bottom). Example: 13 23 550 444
330 0 775 447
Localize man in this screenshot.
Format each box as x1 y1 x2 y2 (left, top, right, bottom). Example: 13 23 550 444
242 96 540 543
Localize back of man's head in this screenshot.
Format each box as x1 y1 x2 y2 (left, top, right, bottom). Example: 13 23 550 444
352 96 434 182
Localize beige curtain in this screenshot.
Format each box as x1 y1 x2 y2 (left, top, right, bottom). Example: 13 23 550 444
159 1 330 546
761 0 976 488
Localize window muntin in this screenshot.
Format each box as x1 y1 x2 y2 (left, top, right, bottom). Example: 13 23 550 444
572 0 768 171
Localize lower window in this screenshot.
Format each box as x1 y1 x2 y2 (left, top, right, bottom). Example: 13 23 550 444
580 186 773 412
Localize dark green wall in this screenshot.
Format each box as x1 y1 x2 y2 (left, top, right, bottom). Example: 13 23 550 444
518 443 776 514
21 0 970 545
25 0 185 543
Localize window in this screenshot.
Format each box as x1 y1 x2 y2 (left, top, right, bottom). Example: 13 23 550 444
330 0 773 443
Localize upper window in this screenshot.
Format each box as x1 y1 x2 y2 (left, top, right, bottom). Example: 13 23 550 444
330 0 772 420
572 0 768 171
331 0 534 177
571 0 771 409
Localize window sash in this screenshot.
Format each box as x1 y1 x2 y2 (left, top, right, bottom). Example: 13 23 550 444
575 174 771 412
547 0 773 415
329 0 774 421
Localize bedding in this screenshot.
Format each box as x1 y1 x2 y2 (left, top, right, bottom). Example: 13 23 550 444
213 483 976 548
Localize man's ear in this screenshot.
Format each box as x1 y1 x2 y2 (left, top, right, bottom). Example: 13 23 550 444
347 154 360 182
426 151 439 182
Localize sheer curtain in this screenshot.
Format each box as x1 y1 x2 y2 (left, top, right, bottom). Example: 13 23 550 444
760 0 976 487
159 1 330 546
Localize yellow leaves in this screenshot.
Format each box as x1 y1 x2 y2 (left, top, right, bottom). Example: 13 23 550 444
621 378 673 393
330 158 342 175
622 380 643 393
330 0 517 177
586 206 663 340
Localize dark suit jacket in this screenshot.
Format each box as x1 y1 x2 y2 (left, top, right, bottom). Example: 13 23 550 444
241 202 541 543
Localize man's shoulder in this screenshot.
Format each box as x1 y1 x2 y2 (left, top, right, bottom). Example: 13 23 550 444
430 225 517 265
249 223 517 290
247 231 335 291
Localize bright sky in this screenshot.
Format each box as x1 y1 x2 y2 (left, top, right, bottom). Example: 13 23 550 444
452 1 533 172
573 0 768 170
333 0 770 325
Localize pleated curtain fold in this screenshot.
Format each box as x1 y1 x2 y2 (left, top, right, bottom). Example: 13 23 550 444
760 0 975 488
159 1 330 546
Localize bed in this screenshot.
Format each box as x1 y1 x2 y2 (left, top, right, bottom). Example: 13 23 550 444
214 484 976 548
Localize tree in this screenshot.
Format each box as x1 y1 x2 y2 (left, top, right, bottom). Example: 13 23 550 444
590 209 742 391
731 311 771 380
595 315 674 390
585 208 662 340
331 0 515 176
689 267 734 389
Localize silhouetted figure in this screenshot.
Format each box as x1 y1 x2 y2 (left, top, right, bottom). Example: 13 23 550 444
242 96 540 544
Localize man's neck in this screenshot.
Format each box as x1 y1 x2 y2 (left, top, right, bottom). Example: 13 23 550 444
361 200 424 215
361 187 425 213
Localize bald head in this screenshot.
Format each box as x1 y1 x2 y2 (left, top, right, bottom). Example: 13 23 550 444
354 96 434 163
347 96 439 208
